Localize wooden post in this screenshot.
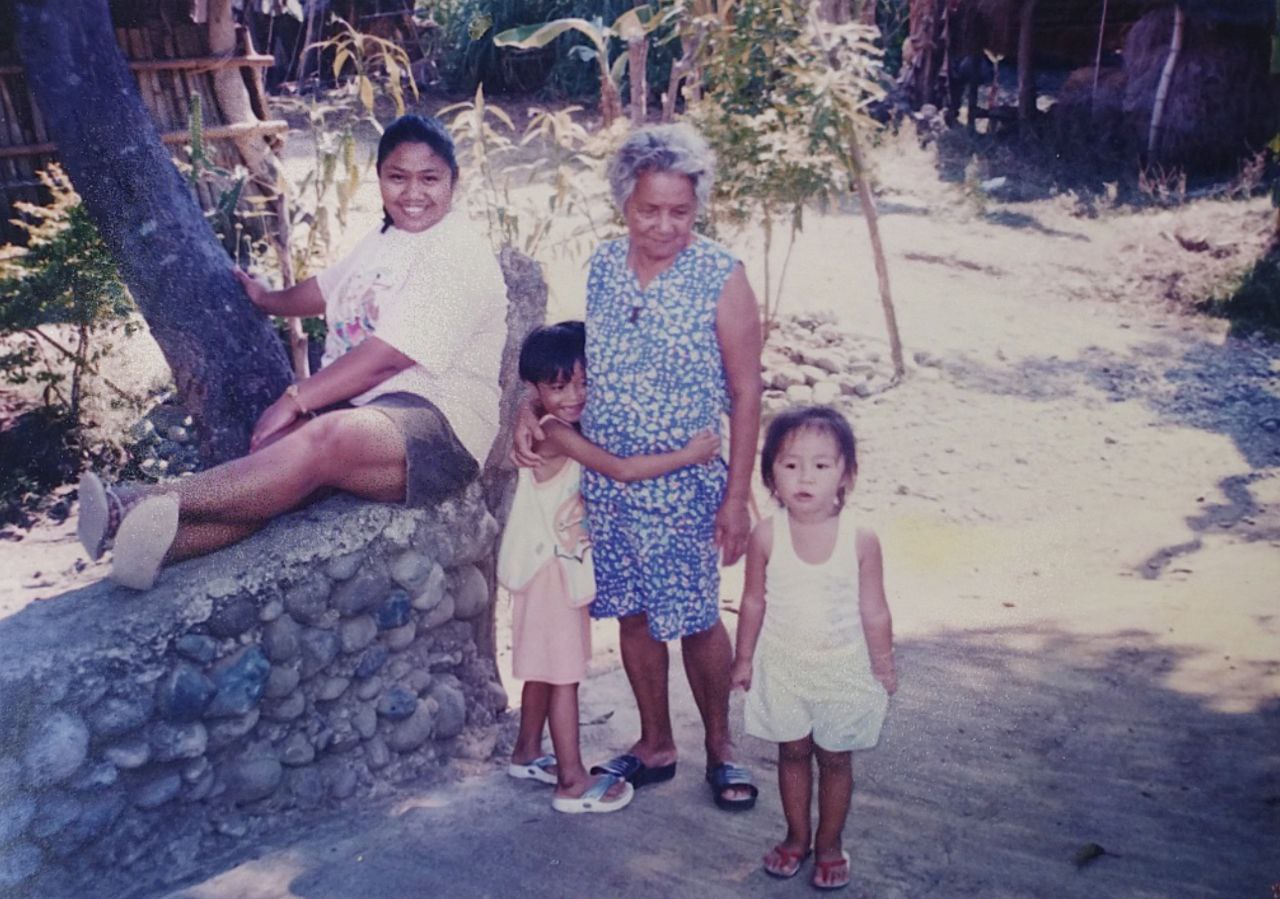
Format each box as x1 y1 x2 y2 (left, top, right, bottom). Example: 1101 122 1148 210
1016 0 1038 129
209 0 309 378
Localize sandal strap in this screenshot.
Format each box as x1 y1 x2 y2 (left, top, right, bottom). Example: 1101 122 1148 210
582 772 624 801
592 754 641 780
708 761 755 788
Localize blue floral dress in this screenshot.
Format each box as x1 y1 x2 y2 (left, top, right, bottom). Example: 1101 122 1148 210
582 234 737 640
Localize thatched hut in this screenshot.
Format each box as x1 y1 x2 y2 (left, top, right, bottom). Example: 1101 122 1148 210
1050 0 1275 168
0 0 287 245
903 0 1277 169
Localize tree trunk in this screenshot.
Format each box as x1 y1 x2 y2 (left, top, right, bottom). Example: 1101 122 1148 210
13 0 293 465
850 134 905 381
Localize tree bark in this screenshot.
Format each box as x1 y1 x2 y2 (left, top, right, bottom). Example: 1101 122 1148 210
14 0 293 465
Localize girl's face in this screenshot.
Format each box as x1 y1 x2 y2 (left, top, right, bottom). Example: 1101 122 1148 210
534 363 587 425
623 170 697 263
378 142 454 233
770 427 853 520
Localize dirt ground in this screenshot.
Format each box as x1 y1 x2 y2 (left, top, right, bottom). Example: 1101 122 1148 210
2 132 1277 897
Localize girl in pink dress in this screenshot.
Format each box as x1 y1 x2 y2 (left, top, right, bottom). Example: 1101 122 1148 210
499 321 718 814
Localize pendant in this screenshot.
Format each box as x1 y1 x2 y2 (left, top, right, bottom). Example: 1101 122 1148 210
629 306 642 324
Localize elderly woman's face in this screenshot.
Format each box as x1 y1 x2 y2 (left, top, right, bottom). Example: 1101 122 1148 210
378 141 454 233
623 170 697 262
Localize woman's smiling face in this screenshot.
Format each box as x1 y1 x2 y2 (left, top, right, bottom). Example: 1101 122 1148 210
378 142 454 233
623 170 697 263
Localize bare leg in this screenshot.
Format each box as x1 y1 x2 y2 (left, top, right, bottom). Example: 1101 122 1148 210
777 736 815 855
169 521 264 562
547 684 628 802
151 410 405 560
813 745 854 876
617 613 677 766
681 619 735 764
682 619 754 802
172 409 405 523
512 681 550 766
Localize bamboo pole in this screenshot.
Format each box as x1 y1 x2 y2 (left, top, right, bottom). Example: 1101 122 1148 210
0 120 288 159
1147 3 1184 161
1090 0 1109 115
0 54 276 77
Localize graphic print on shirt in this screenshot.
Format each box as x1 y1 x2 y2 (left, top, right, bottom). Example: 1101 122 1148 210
324 264 390 364
553 493 590 564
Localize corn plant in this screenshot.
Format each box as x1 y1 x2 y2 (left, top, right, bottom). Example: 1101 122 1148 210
442 87 619 263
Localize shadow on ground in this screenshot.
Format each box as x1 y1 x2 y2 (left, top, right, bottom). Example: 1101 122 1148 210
152 626 1278 899
937 334 1280 576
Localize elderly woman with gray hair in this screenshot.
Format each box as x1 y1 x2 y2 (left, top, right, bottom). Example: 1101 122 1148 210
517 122 763 810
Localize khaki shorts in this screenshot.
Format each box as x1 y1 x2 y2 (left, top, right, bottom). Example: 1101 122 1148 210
363 392 479 508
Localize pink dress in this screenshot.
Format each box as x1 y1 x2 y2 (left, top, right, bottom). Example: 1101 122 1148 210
508 458 592 685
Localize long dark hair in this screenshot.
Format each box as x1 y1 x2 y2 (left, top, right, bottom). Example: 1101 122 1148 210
376 114 459 233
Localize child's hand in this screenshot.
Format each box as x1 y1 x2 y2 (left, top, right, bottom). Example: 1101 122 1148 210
872 658 897 695
729 658 752 692
684 429 720 464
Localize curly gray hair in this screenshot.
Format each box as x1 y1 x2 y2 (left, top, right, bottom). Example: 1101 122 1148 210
607 123 716 214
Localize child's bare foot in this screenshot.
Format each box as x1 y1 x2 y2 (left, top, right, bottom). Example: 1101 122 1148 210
811 849 851 890
762 842 810 879
550 773 634 814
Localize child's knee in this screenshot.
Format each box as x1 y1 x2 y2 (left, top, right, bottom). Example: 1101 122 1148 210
779 737 813 763
814 746 852 771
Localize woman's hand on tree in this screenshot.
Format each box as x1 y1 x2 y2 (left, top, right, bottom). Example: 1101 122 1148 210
234 269 272 312
250 396 300 452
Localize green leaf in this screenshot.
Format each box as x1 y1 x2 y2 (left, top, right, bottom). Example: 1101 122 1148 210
494 19 606 56
468 14 493 41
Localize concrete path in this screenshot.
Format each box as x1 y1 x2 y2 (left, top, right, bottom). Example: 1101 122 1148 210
161 622 1277 899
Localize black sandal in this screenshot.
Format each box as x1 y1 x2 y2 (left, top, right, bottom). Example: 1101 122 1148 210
706 761 758 811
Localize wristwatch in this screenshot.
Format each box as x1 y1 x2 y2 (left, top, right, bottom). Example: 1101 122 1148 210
284 383 314 418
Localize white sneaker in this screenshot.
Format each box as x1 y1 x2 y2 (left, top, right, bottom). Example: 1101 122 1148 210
109 494 180 590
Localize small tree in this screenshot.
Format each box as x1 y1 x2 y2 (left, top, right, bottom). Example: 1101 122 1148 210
0 165 135 422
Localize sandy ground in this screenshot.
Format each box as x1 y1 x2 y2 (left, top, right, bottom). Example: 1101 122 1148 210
2 132 1278 897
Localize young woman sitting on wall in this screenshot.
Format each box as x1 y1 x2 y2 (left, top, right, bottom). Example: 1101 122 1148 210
76 114 508 590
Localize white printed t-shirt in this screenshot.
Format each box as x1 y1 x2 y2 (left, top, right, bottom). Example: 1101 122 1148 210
315 212 506 464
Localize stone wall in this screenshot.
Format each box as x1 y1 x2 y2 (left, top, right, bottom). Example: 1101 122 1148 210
0 248 546 896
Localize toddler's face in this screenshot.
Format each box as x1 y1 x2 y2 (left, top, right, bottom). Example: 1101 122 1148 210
535 363 587 424
770 427 852 518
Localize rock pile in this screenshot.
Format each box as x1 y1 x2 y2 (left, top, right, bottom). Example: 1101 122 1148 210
760 312 898 416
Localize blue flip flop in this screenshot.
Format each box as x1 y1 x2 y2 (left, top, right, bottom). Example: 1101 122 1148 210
590 753 677 788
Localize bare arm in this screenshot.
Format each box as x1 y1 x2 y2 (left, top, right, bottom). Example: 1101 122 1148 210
714 264 763 565
857 527 897 694
542 420 718 483
235 270 326 317
730 520 772 691
250 337 415 451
